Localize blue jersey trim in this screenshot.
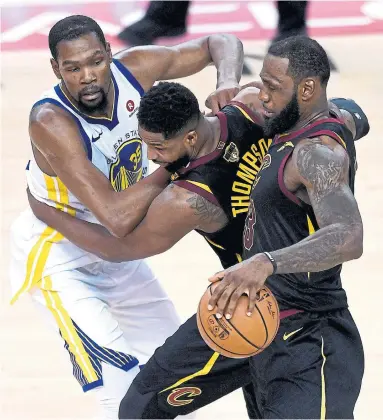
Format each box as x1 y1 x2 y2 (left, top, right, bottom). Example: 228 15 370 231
32 98 92 160
112 58 145 97
53 74 120 130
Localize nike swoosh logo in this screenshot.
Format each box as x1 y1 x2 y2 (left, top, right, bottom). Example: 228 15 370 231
283 327 303 341
92 131 103 142
277 142 294 152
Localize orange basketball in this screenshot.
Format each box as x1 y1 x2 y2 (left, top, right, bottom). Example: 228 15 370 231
197 282 280 358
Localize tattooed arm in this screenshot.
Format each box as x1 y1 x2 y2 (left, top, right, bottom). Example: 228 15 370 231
27 184 228 262
208 136 363 318
270 137 363 273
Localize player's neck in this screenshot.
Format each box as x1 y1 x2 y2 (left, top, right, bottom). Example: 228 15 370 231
192 117 222 159
292 97 329 132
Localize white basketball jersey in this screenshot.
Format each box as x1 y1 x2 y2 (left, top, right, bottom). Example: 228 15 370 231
11 59 148 302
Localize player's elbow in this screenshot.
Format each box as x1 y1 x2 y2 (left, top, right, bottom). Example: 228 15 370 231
347 223 364 261
103 216 135 238
207 34 244 57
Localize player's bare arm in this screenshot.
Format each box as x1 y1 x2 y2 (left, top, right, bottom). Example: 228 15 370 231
27 183 228 262
30 104 170 238
115 34 244 114
208 136 363 319
270 136 363 272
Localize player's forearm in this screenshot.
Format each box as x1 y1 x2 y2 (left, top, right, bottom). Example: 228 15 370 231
30 205 165 262
267 223 363 274
102 167 170 237
208 34 244 86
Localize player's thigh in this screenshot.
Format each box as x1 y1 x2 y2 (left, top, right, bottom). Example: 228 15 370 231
323 309 364 419
109 260 181 364
250 310 364 419
250 313 326 419
119 314 252 419
32 271 139 393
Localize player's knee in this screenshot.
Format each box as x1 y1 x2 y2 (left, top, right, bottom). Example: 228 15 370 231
98 395 121 420
91 386 122 420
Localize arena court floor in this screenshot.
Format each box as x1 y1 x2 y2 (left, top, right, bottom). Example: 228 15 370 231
1 1 383 418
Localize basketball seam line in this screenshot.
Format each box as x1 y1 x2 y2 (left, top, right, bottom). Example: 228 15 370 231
207 284 265 352
198 306 254 357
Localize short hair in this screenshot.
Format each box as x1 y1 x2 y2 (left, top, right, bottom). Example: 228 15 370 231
49 15 106 60
267 35 330 86
138 82 201 140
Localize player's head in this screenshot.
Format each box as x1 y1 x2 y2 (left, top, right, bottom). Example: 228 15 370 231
49 15 112 114
259 36 330 137
138 82 201 166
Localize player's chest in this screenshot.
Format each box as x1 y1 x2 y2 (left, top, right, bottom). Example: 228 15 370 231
88 111 142 165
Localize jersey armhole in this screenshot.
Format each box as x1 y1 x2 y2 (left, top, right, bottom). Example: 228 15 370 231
172 180 221 207
277 151 303 207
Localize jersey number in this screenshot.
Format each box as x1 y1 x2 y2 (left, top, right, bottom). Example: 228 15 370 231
243 199 256 251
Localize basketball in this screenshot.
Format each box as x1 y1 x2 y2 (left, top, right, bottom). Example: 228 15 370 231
197 282 280 358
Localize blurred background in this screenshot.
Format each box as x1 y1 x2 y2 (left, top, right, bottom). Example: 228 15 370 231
1 1 383 419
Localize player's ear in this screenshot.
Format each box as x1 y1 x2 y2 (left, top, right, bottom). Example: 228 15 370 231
300 78 315 102
50 58 61 80
106 42 112 62
185 130 197 147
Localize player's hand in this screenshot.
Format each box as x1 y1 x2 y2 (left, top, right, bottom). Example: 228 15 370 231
239 80 264 91
207 253 274 320
205 82 240 115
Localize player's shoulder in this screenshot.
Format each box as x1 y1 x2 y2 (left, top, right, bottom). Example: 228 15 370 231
292 135 349 178
30 100 73 127
221 92 264 127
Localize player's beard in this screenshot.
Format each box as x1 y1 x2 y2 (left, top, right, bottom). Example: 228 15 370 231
78 88 108 115
264 92 300 138
159 154 190 172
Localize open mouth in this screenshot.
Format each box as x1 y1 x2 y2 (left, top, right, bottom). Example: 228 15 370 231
262 108 274 118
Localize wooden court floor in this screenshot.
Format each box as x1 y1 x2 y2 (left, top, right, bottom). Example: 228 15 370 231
1 36 383 419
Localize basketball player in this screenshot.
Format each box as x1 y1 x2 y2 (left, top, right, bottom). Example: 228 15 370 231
27 77 369 419
9 14 245 419
206 36 368 418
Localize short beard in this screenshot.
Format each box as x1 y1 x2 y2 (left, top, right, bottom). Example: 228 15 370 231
264 92 300 138
78 89 108 115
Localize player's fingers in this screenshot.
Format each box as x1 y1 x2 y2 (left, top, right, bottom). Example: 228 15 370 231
224 87 239 103
215 283 236 319
208 96 220 115
240 80 263 91
225 286 246 319
218 92 230 110
218 89 236 109
207 278 229 312
208 271 225 283
246 287 258 317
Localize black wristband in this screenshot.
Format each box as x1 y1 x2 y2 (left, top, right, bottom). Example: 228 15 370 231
263 251 277 275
